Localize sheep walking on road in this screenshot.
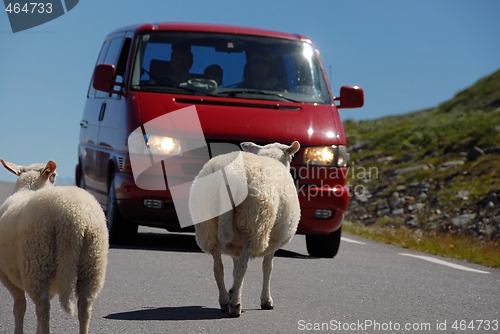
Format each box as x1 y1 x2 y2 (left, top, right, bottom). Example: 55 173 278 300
190 141 301 317
0 159 108 334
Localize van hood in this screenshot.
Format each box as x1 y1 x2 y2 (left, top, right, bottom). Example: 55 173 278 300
135 92 346 147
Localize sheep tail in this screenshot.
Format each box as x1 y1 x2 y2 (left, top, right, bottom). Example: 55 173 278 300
56 229 80 315
59 291 75 315
217 210 234 247
217 210 245 247
57 264 77 315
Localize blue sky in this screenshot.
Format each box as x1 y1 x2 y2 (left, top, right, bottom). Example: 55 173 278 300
1 0 499 183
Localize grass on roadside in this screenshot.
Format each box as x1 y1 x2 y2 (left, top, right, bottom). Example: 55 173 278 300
343 220 500 269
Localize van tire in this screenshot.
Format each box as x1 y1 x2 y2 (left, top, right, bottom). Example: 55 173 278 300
107 176 138 245
305 228 342 258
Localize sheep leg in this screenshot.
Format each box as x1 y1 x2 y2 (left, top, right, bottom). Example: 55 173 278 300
33 292 50 334
260 252 275 310
212 249 229 312
1 276 27 334
77 295 92 334
76 256 104 334
13 289 27 334
76 278 94 334
229 244 249 317
227 257 237 302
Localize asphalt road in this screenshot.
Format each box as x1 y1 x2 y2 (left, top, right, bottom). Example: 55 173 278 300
0 225 498 334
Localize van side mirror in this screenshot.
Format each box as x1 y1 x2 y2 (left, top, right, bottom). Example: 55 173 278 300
335 85 364 109
93 64 122 94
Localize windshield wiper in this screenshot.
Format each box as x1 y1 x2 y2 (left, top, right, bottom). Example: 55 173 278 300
217 89 301 103
134 82 218 96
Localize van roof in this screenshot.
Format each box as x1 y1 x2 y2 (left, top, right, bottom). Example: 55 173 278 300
107 22 311 43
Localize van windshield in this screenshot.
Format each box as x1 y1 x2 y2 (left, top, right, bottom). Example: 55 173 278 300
130 31 332 104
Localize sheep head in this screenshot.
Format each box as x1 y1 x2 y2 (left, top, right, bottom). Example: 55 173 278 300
1 159 57 192
240 141 300 168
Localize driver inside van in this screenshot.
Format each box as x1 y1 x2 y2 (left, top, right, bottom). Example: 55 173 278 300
240 49 285 91
169 43 193 83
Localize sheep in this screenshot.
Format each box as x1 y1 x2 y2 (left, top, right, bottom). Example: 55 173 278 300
189 141 301 317
0 159 108 334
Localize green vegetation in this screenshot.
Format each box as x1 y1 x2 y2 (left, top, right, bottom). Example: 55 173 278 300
343 68 500 268
343 221 500 268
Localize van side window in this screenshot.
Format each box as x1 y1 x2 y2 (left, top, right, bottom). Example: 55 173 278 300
116 38 132 79
110 38 132 99
88 35 130 99
87 40 111 98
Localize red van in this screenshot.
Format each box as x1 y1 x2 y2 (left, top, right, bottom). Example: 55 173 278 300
76 22 363 257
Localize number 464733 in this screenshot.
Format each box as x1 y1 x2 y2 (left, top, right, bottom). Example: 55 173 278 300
5 2 53 14
452 320 499 331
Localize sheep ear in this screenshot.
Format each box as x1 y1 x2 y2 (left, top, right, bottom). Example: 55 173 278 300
284 141 300 156
240 142 260 154
1 159 22 176
41 160 57 179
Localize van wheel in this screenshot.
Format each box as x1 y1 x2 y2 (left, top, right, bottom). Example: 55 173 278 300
107 176 138 245
305 228 342 258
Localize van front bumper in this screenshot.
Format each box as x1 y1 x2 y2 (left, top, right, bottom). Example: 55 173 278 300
295 185 349 235
114 171 349 234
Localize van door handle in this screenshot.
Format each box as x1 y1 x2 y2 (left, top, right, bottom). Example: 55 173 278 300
80 120 88 128
98 103 107 122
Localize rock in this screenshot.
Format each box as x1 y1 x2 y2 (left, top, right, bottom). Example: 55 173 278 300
405 216 420 228
440 160 464 169
414 203 425 211
377 208 391 216
409 181 430 191
485 202 495 210
457 190 470 201
392 208 405 215
485 147 500 155
467 146 485 161
376 156 394 164
451 213 477 228
390 197 405 209
408 203 425 212
350 140 369 152
395 154 414 163
394 164 430 175
355 191 371 202
360 214 373 221
429 151 440 158
486 192 498 204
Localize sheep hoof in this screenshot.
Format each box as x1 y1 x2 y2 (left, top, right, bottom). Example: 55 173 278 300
261 301 274 310
229 303 241 318
220 303 229 313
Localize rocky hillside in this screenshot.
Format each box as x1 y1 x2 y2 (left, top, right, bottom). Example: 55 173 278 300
344 69 500 240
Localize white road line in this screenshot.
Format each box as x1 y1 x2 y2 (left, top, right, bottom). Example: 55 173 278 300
341 237 366 245
399 253 490 274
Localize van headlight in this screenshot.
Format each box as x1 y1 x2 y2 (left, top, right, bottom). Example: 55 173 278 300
129 131 182 156
145 135 181 155
303 145 349 167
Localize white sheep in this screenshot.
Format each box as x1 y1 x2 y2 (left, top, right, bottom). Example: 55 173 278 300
190 141 301 317
0 159 108 334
